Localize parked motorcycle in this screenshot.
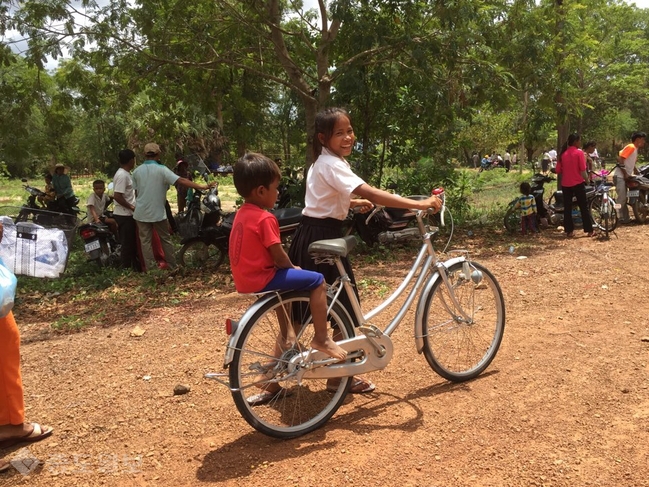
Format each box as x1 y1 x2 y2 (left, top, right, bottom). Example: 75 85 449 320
78 221 120 267
623 174 649 224
15 179 81 237
346 194 452 251
176 182 302 270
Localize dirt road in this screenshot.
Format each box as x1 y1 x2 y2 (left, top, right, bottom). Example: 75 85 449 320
2 224 649 486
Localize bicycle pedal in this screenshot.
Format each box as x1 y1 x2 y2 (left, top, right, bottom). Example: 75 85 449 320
358 325 384 338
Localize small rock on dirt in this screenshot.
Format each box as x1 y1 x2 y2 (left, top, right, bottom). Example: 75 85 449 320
130 325 146 337
174 384 191 395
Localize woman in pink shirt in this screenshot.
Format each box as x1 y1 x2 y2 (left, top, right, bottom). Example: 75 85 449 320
555 133 594 237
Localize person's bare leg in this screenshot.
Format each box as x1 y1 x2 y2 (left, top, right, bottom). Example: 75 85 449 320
309 282 347 360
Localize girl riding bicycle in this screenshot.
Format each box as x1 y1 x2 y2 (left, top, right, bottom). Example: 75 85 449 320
287 107 442 393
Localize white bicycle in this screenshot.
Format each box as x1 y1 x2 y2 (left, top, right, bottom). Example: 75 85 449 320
208 190 506 438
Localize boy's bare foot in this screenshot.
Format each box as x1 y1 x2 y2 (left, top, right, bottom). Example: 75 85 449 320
311 337 347 360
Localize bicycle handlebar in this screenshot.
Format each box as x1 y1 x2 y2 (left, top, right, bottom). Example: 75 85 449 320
363 189 446 227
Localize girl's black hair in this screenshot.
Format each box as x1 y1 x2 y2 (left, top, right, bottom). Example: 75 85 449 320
313 107 351 157
520 181 531 195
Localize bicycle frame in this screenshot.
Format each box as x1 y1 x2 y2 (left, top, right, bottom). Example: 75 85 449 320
221 207 475 381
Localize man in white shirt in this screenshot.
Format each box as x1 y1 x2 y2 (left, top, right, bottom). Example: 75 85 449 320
548 148 557 169
113 149 139 270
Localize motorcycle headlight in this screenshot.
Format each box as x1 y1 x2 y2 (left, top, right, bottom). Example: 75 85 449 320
203 193 221 212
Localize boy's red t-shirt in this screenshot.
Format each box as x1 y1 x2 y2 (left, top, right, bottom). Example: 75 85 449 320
229 203 281 293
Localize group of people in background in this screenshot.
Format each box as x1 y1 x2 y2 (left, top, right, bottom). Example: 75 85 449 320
111 144 213 273
514 131 647 237
475 152 516 172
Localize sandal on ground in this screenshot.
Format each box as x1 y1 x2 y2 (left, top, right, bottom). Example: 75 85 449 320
326 376 376 394
566 232 575 238
586 231 595 237
246 388 292 407
0 459 10 473
0 423 54 449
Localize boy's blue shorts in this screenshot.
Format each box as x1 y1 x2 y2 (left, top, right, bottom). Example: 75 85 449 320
260 268 324 293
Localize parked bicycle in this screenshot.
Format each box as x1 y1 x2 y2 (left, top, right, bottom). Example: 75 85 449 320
588 170 617 237
207 190 505 438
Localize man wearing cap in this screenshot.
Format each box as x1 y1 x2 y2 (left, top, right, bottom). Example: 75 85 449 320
132 143 213 272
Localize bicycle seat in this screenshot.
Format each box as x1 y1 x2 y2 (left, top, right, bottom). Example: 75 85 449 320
308 235 358 258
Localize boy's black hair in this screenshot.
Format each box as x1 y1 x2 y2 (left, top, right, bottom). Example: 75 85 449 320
520 182 531 196
93 179 105 187
233 152 281 197
632 131 647 142
118 149 136 165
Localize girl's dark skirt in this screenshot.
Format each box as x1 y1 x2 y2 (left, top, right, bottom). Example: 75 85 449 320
288 216 359 320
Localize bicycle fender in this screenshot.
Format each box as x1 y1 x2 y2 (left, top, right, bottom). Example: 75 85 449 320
414 256 466 354
223 292 280 368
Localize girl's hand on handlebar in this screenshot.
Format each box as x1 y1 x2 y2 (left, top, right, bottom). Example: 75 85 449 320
351 198 373 214
420 194 443 213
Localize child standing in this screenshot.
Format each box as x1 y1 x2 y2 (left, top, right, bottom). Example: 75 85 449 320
229 153 347 363
516 182 538 235
287 107 442 394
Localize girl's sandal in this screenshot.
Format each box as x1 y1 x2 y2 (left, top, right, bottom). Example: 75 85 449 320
566 232 575 238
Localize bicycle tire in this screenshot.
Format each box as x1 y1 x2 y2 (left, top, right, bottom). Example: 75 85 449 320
589 195 617 233
229 291 354 438
178 239 226 270
421 261 505 382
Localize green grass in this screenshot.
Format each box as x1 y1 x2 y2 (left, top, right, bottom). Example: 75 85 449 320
459 167 539 225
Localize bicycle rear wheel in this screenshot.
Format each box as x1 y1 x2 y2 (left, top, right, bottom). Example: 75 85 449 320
229 291 354 438
421 261 505 382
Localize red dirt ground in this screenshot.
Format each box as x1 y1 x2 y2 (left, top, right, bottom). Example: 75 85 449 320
2 223 649 486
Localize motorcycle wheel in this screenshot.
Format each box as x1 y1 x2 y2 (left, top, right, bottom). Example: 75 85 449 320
97 241 111 267
632 191 649 224
503 205 519 233
178 239 226 271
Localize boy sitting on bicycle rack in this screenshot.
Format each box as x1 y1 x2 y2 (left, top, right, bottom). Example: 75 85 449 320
228 153 348 367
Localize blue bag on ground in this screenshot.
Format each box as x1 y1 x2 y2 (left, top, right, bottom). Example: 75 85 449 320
0 257 17 317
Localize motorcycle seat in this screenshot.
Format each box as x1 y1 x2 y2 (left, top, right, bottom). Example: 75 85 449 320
271 207 303 226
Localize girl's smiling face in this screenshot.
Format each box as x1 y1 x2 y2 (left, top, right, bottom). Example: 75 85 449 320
320 115 355 158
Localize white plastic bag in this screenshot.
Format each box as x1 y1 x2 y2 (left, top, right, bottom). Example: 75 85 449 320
0 257 17 317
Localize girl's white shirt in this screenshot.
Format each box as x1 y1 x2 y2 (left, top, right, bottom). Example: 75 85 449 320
303 147 366 221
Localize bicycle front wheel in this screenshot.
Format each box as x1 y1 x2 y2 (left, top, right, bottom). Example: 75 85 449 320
229 291 355 438
590 195 617 233
421 261 505 382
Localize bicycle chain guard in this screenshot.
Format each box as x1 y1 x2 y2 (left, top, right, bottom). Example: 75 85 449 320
288 333 394 382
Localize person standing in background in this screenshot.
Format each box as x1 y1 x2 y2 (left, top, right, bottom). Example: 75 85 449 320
132 143 214 272
113 149 140 271
555 133 594 237
615 132 646 224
